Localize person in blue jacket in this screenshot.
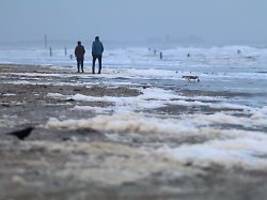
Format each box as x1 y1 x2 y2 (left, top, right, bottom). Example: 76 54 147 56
92 36 104 74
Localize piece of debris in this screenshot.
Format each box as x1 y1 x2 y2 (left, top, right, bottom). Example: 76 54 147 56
66 98 75 102
1 104 11 107
142 86 150 89
7 127 34 140
62 136 78 142
182 75 200 82
12 175 27 185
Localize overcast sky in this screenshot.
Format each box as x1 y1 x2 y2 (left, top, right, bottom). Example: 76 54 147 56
0 0 266 44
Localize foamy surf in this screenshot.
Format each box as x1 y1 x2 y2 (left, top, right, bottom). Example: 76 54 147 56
45 112 267 169
158 136 267 170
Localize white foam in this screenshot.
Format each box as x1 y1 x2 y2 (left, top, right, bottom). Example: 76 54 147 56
44 107 267 169
46 113 185 133
47 87 252 114
159 135 267 169
46 112 250 139
2 93 16 96
2 80 91 87
47 93 65 98
47 88 177 112
72 105 110 113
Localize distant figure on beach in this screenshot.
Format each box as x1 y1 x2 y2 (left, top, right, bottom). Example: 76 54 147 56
153 49 157 55
187 53 191 58
75 41 86 73
92 36 104 74
237 49 242 55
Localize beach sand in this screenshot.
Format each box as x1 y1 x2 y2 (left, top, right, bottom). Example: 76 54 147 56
1 64 267 200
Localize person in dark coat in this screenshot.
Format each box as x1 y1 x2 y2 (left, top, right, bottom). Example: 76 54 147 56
75 41 86 73
92 36 104 74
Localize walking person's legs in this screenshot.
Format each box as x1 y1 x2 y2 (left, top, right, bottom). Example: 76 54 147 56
92 56 97 74
98 56 102 74
77 59 81 73
81 58 84 73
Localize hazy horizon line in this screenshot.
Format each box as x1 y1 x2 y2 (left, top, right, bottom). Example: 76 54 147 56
0 38 266 47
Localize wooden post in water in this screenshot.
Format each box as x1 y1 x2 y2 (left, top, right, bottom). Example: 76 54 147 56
160 52 163 60
49 47 53 57
44 34 47 49
64 47 67 56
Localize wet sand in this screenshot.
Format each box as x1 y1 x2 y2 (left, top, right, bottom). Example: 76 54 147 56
1 64 267 200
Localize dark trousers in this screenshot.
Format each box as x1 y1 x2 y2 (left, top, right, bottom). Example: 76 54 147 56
77 58 84 73
92 55 102 74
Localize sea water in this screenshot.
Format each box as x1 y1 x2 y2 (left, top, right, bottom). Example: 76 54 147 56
0 44 266 105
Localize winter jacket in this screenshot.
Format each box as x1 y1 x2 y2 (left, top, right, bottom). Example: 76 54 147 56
92 40 104 56
75 45 86 60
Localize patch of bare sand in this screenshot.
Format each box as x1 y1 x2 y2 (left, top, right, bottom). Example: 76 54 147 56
0 64 69 74
0 71 140 128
